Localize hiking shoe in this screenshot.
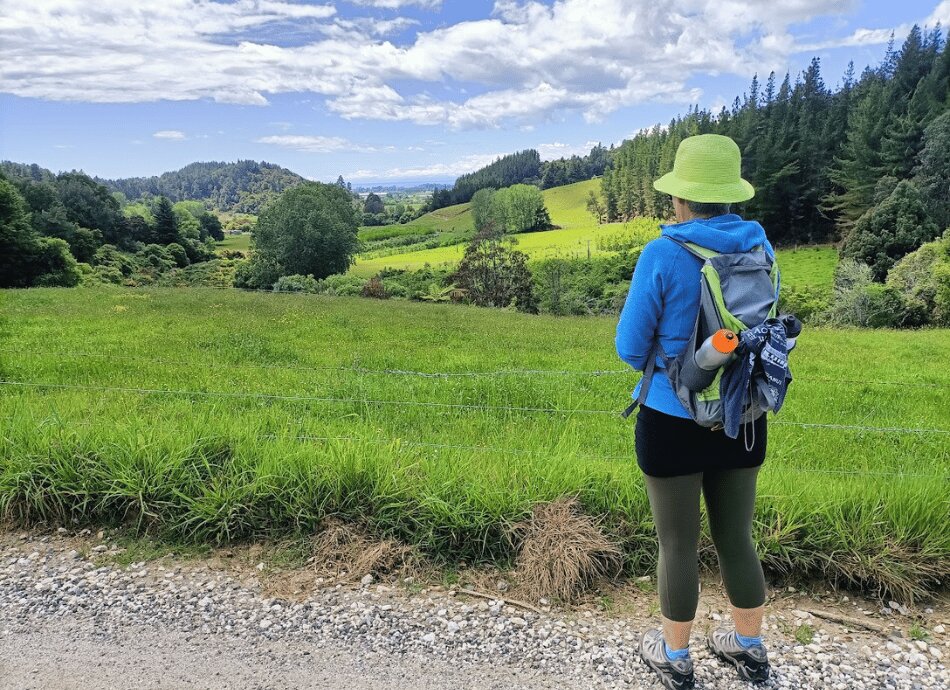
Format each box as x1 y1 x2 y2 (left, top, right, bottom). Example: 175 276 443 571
707 627 770 683
639 629 695 690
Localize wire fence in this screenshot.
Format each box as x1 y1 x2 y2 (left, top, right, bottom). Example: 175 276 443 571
2 347 948 388
2 379 949 436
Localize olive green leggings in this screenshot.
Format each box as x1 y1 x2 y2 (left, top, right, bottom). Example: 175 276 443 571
644 467 766 622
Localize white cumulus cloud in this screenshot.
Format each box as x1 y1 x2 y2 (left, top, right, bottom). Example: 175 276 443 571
348 0 441 8
0 0 914 129
255 134 377 152
153 130 186 140
346 152 506 179
537 140 601 161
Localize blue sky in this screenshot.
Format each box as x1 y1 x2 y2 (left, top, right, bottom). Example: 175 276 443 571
1 1 947 184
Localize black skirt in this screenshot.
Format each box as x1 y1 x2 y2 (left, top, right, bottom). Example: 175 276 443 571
634 405 767 478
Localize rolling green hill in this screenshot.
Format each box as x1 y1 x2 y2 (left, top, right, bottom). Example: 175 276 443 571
353 179 615 275
103 160 305 214
352 179 839 294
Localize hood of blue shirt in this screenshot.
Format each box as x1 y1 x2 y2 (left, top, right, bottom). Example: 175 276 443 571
661 214 771 255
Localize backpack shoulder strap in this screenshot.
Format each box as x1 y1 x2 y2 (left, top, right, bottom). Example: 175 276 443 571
621 342 670 419
664 236 719 261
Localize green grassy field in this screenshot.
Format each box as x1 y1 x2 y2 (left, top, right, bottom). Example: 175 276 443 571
352 180 635 276
217 233 252 252
401 200 474 234
357 224 438 243
1 288 947 599
775 245 839 294
353 219 651 275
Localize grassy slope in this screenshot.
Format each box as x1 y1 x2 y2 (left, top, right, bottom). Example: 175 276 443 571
352 180 619 276
217 233 252 253
352 181 840 293
1 288 946 597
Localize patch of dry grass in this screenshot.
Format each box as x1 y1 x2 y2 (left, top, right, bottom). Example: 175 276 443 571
309 519 422 583
510 498 622 603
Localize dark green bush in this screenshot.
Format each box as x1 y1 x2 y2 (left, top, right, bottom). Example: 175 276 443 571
532 248 640 315
886 231 950 326
863 283 906 328
841 181 940 281
166 242 190 268
233 256 281 290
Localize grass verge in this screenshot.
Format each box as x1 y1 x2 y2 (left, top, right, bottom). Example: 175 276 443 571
0 288 947 602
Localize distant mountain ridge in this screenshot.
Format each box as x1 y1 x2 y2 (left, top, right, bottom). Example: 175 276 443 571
100 160 306 214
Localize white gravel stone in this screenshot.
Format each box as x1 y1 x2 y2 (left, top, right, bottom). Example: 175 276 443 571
2 534 947 690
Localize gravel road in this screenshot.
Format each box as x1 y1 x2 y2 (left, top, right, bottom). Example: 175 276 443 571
1 531 947 689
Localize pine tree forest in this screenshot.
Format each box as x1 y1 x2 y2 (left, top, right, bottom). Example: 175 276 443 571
600 26 950 248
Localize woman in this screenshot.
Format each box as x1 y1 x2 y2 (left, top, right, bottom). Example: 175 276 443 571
616 134 773 690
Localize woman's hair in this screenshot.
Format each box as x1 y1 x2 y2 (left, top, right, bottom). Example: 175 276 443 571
686 200 731 217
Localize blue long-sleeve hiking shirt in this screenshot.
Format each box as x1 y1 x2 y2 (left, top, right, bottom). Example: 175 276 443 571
615 214 776 419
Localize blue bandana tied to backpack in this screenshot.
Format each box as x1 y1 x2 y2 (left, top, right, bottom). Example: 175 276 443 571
721 319 792 441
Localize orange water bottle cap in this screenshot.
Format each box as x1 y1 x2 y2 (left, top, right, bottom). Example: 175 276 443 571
711 329 738 354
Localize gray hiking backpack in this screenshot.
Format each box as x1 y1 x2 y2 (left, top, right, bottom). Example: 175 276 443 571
624 237 781 430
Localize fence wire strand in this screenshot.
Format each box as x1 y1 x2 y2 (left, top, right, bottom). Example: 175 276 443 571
2 379 949 436
1 348 947 388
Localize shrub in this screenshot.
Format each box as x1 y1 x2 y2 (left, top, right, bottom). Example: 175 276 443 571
233 256 282 290
382 279 408 298
822 260 876 326
272 274 321 293
136 244 176 273
93 265 125 285
864 284 906 329
935 261 950 327
532 249 640 315
451 234 538 313
181 237 217 264
822 259 910 328
165 242 190 268
376 266 453 301
361 276 390 299
155 259 241 288
841 181 939 281
886 231 950 327
316 274 364 297
29 237 81 287
93 244 138 276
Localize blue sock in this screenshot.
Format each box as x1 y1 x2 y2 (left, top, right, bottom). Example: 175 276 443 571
664 642 690 660
736 632 763 648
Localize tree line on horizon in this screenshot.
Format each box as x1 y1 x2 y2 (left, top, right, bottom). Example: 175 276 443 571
426 146 611 211
599 26 949 254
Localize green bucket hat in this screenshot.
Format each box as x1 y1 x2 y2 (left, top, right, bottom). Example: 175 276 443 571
653 134 754 203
